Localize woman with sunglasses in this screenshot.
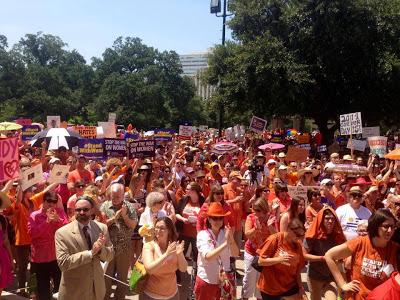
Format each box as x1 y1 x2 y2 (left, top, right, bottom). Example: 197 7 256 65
297 167 319 187
280 197 306 232
257 218 306 300
141 217 187 300
303 207 345 300
242 198 276 300
195 202 239 300
325 209 400 300
175 175 190 203
196 185 235 231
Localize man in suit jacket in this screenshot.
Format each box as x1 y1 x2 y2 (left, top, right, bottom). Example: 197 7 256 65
55 195 114 300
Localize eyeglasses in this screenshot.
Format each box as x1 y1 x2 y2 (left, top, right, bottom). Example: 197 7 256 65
209 216 224 221
46 199 58 204
75 208 90 212
155 226 167 231
380 224 396 230
176 162 183 165
352 194 363 199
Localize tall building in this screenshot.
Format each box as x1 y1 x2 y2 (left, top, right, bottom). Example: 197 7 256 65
179 52 216 100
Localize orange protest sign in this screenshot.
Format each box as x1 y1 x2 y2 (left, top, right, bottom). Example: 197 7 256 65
285 146 309 163
74 126 97 138
296 134 310 144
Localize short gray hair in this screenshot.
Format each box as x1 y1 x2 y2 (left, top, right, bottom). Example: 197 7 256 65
146 192 164 207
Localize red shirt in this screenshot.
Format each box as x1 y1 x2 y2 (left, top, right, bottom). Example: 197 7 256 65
367 272 400 300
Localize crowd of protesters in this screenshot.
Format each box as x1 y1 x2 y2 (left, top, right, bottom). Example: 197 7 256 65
1 126 400 300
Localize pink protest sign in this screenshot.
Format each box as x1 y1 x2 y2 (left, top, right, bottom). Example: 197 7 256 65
0 138 20 183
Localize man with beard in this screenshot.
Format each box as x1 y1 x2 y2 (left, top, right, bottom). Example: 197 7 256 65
55 196 113 300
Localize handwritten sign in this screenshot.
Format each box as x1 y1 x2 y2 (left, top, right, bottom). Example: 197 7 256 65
103 139 126 157
368 136 388 158
21 125 41 141
249 116 267 133
362 126 380 138
78 139 104 159
48 164 70 184
288 186 320 206
0 138 20 183
285 146 309 163
340 112 362 135
347 139 367 152
179 125 195 139
128 139 155 158
74 126 97 139
21 164 43 191
98 122 116 138
47 116 61 129
296 134 310 144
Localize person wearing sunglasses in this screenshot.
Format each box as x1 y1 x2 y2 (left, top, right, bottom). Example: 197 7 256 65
257 218 306 300
55 196 113 300
195 202 239 300
28 191 68 300
326 209 399 299
336 186 372 241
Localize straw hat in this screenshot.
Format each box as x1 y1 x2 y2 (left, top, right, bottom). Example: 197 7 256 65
229 171 243 180
207 202 231 217
349 186 363 195
298 167 319 177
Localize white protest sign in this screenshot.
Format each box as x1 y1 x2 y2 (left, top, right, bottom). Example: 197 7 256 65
48 165 70 184
98 122 116 138
340 112 362 135
249 116 267 133
198 125 208 132
368 136 388 158
47 116 61 129
362 126 380 138
347 139 367 152
287 186 320 207
108 113 116 123
179 125 195 137
21 164 43 191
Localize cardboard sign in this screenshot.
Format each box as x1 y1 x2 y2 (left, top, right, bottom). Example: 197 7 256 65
98 122 116 138
296 134 310 144
124 133 140 144
127 139 155 158
0 138 20 183
154 128 175 142
103 139 126 157
179 125 195 139
198 125 208 132
296 144 311 150
21 164 43 191
15 119 32 126
48 164 70 184
362 126 380 138
317 145 327 153
108 113 116 123
340 112 362 135
47 116 61 129
347 139 367 152
368 136 388 158
74 126 97 139
287 186 320 206
78 139 104 159
285 146 309 163
249 116 267 133
21 125 41 141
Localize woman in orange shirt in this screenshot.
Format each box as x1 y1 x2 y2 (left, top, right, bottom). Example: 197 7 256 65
325 209 400 300
257 218 306 299
305 189 323 227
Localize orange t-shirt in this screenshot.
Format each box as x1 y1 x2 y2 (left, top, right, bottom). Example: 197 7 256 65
223 183 242 230
67 169 94 185
346 236 400 300
257 232 305 296
10 192 44 245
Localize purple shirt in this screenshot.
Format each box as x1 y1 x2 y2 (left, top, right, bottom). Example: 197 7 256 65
28 208 68 263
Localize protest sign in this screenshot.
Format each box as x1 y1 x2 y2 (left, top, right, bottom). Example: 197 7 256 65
124 132 140 143
48 165 70 184
287 186 320 206
339 112 362 135
296 144 311 150
270 134 284 143
15 119 32 126
297 134 310 144
74 126 97 139
317 145 327 153
103 139 126 157
347 139 367 152
21 125 41 141
108 113 116 123
368 136 388 158
0 138 20 183
78 139 104 159
127 139 155 158
179 125 195 140
362 126 380 138
98 122 116 138
21 164 43 191
198 125 208 132
47 116 61 129
249 116 267 133
285 146 309 163
154 128 175 142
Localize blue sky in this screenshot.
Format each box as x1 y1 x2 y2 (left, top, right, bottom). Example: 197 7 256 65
1 0 233 63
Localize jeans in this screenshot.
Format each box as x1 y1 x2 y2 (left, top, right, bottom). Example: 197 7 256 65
31 260 61 300
15 245 30 289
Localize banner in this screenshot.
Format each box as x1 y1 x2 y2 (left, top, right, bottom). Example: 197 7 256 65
78 139 104 159
362 126 380 138
154 128 175 142
74 126 97 139
98 122 116 138
340 112 362 135
124 133 140 144
285 146 309 163
127 139 155 158
47 116 61 129
317 145 327 153
48 165 70 184
0 138 20 183
368 136 388 158
21 164 43 191
21 125 41 141
249 116 267 133
347 139 367 152
103 138 126 157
